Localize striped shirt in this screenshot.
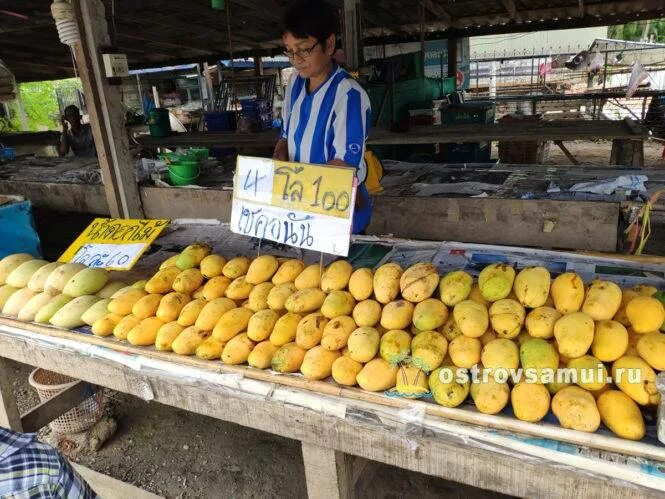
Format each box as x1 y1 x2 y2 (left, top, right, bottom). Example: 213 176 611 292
0 428 97 498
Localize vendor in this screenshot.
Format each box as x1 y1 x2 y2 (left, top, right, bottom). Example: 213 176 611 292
273 0 372 234
58 105 96 158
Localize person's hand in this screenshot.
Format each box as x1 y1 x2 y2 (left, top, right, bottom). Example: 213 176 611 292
60 115 68 131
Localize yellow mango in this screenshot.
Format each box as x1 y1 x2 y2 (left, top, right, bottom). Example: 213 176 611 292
246 255 279 284
321 290 356 319
144 266 181 294
248 341 280 368
247 309 280 342
332 356 363 386
294 263 322 290
96 281 128 299
156 292 191 323
566 355 607 392
439 315 463 342
636 332 665 371
79 298 112 326
155 321 185 351
481 338 519 371
470 378 510 415
220 333 255 364
195 297 236 330
519 338 559 384
321 315 357 351
0 254 33 285
591 320 628 362
271 342 307 372
453 299 489 338
612 355 660 405
300 346 341 380
131 293 163 319
172 326 210 355
352 299 381 327
347 326 380 363
222 256 251 279
267 283 297 311
195 336 226 360
172 269 204 295
613 289 639 327
597 390 645 441
6 259 49 288
412 298 448 331
553 312 594 359
626 329 641 356
429 366 469 407
394 365 429 399
380 300 414 330
379 329 411 364
199 254 227 279
91 313 122 337
2 288 37 316
27 262 63 293
626 296 665 333
269 312 303 346
0 285 19 310
200 276 231 301
159 254 179 270
284 288 326 314
582 280 622 321
108 288 147 316
438 270 473 307
176 243 211 270
467 284 489 307
399 262 439 303
373 263 403 304
551 386 600 433
34 294 72 324
62 267 109 297
513 266 551 308
479 327 497 346
271 259 306 285
177 298 207 327
410 330 448 372
295 313 329 349
247 282 274 312
511 382 550 422
127 317 165 346
449 335 482 369
113 314 141 340
550 272 585 314
525 306 561 339
348 268 373 301
632 284 658 296
478 263 515 302
320 260 353 292
18 292 55 322
212 307 253 342
224 276 254 300
488 299 525 339
357 358 398 391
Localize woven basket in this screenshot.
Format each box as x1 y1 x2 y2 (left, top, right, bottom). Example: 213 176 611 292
28 369 104 434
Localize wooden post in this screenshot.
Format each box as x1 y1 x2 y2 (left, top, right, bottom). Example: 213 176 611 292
447 37 458 79
343 0 360 71
72 0 144 218
0 357 22 431
254 57 264 76
301 442 358 499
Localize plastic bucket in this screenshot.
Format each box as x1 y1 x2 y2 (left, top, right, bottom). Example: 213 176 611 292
147 108 171 137
168 160 199 186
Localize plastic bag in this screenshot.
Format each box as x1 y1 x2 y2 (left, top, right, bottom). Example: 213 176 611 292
627 61 648 98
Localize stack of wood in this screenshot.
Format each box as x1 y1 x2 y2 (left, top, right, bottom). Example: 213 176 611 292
0 59 16 102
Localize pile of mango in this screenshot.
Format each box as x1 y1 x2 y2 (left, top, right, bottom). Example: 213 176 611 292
1 248 664 442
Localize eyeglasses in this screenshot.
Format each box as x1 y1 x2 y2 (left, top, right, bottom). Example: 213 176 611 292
283 41 320 61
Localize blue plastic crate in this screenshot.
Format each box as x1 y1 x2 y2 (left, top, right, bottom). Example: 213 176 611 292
204 111 237 131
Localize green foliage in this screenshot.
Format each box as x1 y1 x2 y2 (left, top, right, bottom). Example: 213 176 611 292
608 19 665 43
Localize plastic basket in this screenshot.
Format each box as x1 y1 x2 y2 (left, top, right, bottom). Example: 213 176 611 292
28 369 103 434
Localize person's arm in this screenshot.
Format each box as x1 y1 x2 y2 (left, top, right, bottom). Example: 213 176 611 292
57 116 70 157
329 86 371 177
273 138 289 161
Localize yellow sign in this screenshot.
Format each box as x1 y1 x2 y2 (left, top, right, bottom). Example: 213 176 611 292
59 218 169 270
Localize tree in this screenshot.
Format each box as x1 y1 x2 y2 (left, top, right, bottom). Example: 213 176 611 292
608 19 665 43
6 78 81 132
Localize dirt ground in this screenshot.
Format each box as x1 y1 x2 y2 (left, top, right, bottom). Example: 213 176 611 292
542 138 665 168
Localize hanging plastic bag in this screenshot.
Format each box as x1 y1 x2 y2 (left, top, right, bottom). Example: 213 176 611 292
627 61 648 98
588 49 603 75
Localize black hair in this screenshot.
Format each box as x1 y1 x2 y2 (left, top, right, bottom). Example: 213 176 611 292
282 0 339 45
64 104 80 114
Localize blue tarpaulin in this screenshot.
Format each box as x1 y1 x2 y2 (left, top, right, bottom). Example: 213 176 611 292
0 200 41 258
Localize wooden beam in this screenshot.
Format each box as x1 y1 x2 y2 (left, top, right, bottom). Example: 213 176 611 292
20 381 97 433
501 0 519 20
0 357 22 431
343 0 360 70
554 141 581 165
301 443 356 499
73 0 144 218
421 0 454 26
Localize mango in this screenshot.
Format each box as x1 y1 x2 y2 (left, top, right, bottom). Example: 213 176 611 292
479 327 497 346
3 288 38 316
175 243 211 270
16 291 52 322
155 321 185 351
144 266 181 294
247 309 280 342
348 268 373 301
489 299 525 339
108 288 148 316
449 335 482 369
127 317 165 346
410 330 448 372
246 255 279 284
80 298 112 326
321 291 355 319
597 390 645 441
550 272 585 314
380 300 414 330
613 289 639 327
194 297 236 330
91 313 122 337
582 280 622 321
347 326 380 363
200 276 231 301
513 266 551 308
636 332 665 371
172 326 210 355
271 342 307 372
159 255 179 270
45 263 87 295
222 256 251 279
27 262 63 293
96 281 128 299
195 336 226 360
300 346 340 380
248 341 280 368
267 282 297 311
332 356 363 386
270 312 303 346
394 365 429 398
212 307 253 342
112 314 140 340
321 315 357 351
272 259 306 285
294 263 322 290
470 378 510 415
131 280 146 291
247 282 274 312
48 295 99 329
553 312 594 359
34 294 72 324
626 296 665 333
511 382 550 422
224 276 254 300
284 288 326 313
519 338 559 384
6 259 49 288
438 270 473 307
352 299 381 327
525 306 560 339
566 355 607 392
399 262 439 303
131 293 163 319
61 267 108 297
199 254 227 278
320 260 353 292
373 263 403 304
379 329 411 364
177 298 207 327
467 284 489 307
412 298 448 331
551 386 600 433
612 355 659 405
429 366 469 407
453 299 489 338
172 268 204 295
109 285 133 299
478 263 515 302
156 292 191 323
0 254 33 285
439 315 463 342
221 333 255 364
295 312 329 349
357 358 398 391
0 285 19 310
591 320 628 362
481 338 519 371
